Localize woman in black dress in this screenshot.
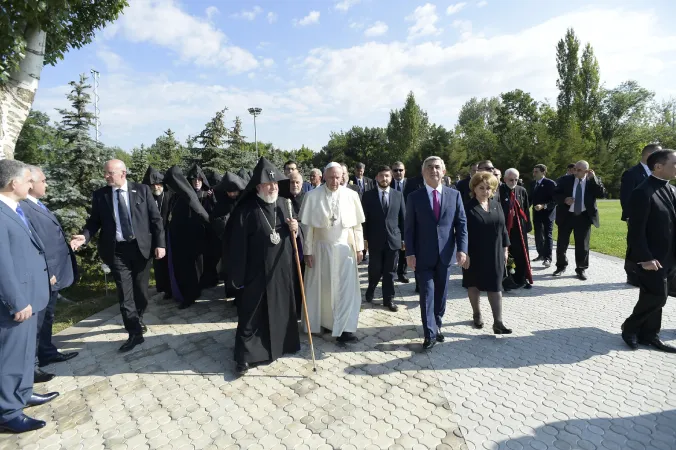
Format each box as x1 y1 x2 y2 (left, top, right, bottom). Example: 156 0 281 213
462 172 512 334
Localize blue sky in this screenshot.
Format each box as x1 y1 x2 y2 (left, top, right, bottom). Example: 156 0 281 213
33 0 676 153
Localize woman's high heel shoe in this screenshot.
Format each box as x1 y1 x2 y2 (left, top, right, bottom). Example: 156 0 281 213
493 322 512 334
473 314 484 329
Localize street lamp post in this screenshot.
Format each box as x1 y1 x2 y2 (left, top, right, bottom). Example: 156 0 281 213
248 107 262 158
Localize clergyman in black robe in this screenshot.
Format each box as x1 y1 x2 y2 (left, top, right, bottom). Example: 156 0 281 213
278 172 306 316
164 166 210 309
212 172 247 300
228 157 301 374
187 164 220 289
143 166 174 298
499 171 533 290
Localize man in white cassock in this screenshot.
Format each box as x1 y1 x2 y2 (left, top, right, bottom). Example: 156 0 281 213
298 162 365 343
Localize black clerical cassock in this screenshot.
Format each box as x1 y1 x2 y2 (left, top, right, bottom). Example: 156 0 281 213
142 166 173 296
499 183 533 288
187 164 220 289
278 178 306 316
164 166 210 309
228 158 300 372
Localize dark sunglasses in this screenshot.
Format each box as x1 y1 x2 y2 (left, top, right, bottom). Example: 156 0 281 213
392 169 404 172
479 166 495 171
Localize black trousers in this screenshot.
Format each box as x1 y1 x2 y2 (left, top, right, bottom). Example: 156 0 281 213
509 228 529 285
533 214 554 260
623 266 676 340
111 241 151 335
36 290 60 367
556 215 591 271
366 246 398 303
397 249 407 277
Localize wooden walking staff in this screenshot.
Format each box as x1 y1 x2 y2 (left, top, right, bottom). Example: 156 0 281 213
286 199 318 372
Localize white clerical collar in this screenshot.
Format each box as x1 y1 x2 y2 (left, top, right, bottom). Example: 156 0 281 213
26 194 39 204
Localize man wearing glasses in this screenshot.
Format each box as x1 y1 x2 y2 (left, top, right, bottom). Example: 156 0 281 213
390 162 409 283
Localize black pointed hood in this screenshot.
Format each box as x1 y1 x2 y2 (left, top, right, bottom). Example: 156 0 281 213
142 166 164 185
204 169 222 188
214 172 247 193
186 164 211 190
237 168 252 183
164 166 210 222
244 157 286 191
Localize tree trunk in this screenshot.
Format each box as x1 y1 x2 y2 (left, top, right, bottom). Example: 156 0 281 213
0 27 46 160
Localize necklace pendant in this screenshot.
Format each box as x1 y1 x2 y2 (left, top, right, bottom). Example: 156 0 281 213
270 231 281 245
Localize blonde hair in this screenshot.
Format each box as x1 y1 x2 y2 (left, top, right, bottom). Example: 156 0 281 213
469 172 499 198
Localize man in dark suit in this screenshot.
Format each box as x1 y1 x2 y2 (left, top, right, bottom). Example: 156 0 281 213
530 164 557 268
284 160 312 193
621 149 676 353
621 144 662 286
405 156 468 350
402 174 425 292
0 160 57 433
552 160 606 280
363 166 405 311
21 166 79 381
390 161 409 283
455 163 477 205
70 159 165 352
350 162 374 197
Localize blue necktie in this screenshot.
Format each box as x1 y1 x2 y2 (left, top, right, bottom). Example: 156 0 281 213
37 200 47 211
15 205 31 230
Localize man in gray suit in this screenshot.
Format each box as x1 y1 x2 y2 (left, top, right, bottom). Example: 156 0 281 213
22 166 79 375
0 160 58 433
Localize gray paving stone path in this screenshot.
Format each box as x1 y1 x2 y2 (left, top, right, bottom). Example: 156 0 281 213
1 247 675 450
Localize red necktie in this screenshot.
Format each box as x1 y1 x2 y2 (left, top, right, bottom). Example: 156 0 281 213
433 190 440 221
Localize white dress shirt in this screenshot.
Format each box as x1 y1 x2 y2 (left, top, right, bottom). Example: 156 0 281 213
393 179 404 192
641 162 651 177
378 186 391 208
569 177 587 213
425 183 443 210
112 182 134 242
26 194 39 205
0 193 19 211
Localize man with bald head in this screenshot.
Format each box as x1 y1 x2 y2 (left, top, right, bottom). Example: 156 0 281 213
71 159 165 352
552 160 606 280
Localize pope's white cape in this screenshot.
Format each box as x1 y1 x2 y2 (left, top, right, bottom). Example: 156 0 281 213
298 185 365 337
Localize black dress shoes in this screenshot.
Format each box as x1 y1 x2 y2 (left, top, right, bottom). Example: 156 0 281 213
422 339 436 350
0 414 46 433
622 332 639 350
34 368 55 384
473 314 484 329
639 337 676 353
576 270 588 281
336 332 358 343
27 392 59 407
552 268 566 276
140 320 148 334
38 351 78 367
384 302 398 312
493 322 513 335
119 334 144 352
236 362 249 374
397 275 410 283
436 333 445 343
532 256 543 262
364 293 373 303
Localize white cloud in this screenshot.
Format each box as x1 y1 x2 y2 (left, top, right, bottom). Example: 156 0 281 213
231 6 263 20
452 19 473 40
262 58 275 68
96 48 128 72
406 3 442 40
446 3 467 15
477 1 488 7
294 11 320 27
267 12 278 23
103 0 258 73
364 22 389 37
205 6 219 20
349 20 364 30
335 0 361 12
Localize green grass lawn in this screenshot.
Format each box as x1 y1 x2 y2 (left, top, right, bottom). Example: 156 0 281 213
542 200 626 259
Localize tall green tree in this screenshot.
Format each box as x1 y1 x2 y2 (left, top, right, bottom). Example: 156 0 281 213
555 28 580 134
386 91 430 163
1 0 128 159
574 43 601 140
44 74 113 273
14 110 59 165
493 89 540 170
147 129 185 171
129 144 149 182
195 107 230 173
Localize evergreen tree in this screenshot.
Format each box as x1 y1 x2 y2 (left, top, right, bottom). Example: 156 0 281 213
555 28 580 135
195 107 230 173
44 74 112 273
227 116 247 149
129 144 149 182
148 129 185 171
386 91 430 163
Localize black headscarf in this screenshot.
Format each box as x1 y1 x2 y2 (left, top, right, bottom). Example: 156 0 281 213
186 164 211 191
214 172 247 194
164 166 210 223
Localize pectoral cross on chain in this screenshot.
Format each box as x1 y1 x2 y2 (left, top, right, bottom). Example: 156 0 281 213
330 215 337 226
